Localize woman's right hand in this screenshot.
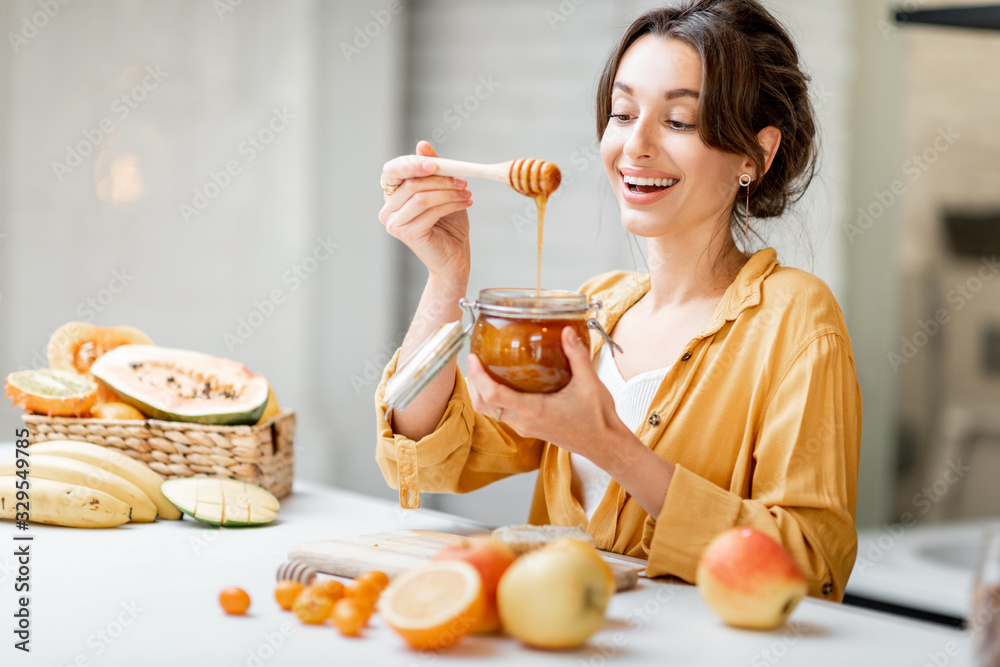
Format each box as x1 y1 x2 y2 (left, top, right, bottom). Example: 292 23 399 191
379 140 473 283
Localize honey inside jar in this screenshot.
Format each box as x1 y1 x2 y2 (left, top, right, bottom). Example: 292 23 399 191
468 289 591 394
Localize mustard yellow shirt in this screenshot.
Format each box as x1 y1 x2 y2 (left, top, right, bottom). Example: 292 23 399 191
374 248 862 601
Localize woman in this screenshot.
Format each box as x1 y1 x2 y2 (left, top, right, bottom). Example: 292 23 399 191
375 0 861 601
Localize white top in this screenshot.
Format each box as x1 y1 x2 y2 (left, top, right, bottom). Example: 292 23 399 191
570 343 670 521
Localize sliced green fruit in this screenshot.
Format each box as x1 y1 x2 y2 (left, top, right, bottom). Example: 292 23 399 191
160 477 279 527
89 345 269 425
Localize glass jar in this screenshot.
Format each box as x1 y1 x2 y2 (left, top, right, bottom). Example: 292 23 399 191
467 289 592 393
384 288 618 411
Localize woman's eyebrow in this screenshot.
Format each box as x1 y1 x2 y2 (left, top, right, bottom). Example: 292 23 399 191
612 82 700 101
666 88 699 100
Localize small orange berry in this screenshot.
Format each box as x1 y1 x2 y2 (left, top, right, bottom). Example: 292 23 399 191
219 587 251 615
330 598 367 637
349 594 376 620
312 579 346 603
346 578 381 604
274 580 304 611
357 570 390 592
293 588 333 624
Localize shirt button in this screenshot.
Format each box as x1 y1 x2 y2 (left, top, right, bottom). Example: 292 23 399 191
648 413 661 426
822 582 834 597
681 352 692 361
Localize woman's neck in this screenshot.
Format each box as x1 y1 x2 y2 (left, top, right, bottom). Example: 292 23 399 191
642 231 747 310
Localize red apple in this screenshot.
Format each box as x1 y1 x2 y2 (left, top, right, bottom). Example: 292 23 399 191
433 536 516 634
696 527 808 629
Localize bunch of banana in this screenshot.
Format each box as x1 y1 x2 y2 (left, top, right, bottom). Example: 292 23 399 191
0 439 181 528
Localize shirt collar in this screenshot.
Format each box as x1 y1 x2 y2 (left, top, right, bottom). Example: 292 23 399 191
705 247 779 333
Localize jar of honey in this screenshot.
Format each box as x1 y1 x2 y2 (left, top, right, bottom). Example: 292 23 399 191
465 289 596 393
384 289 619 411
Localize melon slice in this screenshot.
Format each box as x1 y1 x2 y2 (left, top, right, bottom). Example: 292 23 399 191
47 322 154 402
89 345 269 425
160 477 279 527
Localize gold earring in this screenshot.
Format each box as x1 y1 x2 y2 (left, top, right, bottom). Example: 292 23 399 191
739 174 752 238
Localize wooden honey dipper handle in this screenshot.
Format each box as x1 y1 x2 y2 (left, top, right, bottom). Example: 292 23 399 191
428 157 561 196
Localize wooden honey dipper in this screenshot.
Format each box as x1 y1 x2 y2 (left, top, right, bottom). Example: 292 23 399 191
428 157 561 196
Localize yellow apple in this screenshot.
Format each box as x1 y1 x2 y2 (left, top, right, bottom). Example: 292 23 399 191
497 537 614 649
696 527 807 630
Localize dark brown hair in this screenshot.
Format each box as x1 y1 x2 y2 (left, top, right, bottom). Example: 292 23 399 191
596 0 817 236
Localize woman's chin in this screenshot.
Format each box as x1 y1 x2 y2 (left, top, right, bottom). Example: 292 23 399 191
619 212 670 238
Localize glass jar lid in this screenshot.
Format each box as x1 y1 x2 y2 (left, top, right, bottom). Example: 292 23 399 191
475 288 589 319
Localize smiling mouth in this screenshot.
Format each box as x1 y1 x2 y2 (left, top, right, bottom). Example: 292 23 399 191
623 174 679 194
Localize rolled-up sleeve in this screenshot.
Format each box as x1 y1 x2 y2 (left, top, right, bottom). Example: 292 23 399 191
375 349 546 509
641 331 862 600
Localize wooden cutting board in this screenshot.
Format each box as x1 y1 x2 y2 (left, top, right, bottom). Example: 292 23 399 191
289 529 643 592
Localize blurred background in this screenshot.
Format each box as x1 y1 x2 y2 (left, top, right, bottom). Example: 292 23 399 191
0 0 997 531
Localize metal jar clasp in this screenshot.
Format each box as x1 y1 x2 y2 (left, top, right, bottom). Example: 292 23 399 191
586 300 623 356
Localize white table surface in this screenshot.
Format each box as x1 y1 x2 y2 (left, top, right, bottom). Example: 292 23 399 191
0 442 974 667
847 520 986 619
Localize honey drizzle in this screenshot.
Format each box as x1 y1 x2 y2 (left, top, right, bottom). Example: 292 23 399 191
534 194 546 296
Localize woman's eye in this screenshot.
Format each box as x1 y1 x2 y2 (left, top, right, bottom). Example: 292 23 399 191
668 119 696 131
608 113 633 124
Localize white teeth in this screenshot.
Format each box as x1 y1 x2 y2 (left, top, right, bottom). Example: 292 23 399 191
622 175 678 188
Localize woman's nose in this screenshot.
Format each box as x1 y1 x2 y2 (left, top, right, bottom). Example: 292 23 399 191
623 116 658 161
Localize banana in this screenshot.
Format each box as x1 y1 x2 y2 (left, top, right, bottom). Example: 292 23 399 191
28 440 181 520
0 455 157 522
0 476 132 528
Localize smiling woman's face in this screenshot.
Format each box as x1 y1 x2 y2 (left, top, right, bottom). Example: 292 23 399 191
600 35 749 240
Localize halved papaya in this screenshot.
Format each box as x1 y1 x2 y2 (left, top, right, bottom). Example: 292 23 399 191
90 345 269 425
4 369 99 417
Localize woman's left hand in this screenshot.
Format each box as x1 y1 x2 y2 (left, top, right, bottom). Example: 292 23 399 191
466 326 626 463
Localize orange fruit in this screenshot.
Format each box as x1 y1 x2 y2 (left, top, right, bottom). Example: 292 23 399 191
219 587 251 615
379 561 484 651
274 580 304 611
433 536 516 634
329 598 368 637
357 570 390 592
292 588 333 624
91 401 146 420
345 578 381 605
312 579 346 603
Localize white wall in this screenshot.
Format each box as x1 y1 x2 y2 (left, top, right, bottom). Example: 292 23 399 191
844 0 908 528
0 0 898 528
0 0 404 503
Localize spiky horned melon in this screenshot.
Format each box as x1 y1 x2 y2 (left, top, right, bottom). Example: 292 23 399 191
90 345 268 425
4 369 99 417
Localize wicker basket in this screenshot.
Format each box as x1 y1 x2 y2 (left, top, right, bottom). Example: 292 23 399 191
22 409 295 498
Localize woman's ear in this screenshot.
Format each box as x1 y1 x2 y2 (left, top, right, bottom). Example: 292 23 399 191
741 126 782 179
757 126 781 175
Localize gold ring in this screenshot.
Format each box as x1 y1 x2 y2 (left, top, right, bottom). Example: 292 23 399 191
495 407 503 422
380 174 400 196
